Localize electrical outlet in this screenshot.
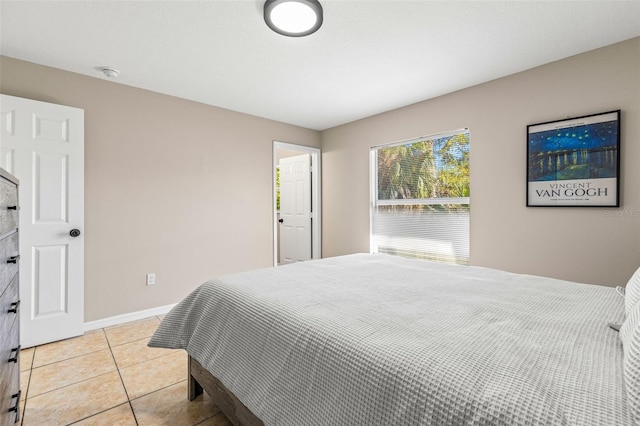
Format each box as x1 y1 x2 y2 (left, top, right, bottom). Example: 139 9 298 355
146 273 156 286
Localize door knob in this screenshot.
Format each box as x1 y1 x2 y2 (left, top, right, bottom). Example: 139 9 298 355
70 229 81 237
278 219 284 223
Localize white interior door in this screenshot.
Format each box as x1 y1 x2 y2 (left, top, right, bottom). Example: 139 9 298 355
0 94 84 348
279 154 311 264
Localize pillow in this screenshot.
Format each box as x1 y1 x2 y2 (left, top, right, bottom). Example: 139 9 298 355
620 301 640 424
625 266 640 317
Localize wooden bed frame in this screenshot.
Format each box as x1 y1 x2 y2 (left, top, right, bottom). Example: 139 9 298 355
188 355 265 426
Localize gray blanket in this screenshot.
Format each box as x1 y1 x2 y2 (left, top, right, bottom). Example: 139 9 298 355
149 253 631 425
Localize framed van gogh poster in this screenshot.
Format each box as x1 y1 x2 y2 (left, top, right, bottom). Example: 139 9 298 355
527 110 620 207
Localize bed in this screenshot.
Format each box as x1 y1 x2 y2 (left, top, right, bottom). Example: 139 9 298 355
149 253 640 426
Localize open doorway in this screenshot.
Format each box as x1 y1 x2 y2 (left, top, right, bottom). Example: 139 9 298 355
273 141 321 266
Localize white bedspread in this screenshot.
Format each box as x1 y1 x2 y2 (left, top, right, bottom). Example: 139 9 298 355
149 253 631 425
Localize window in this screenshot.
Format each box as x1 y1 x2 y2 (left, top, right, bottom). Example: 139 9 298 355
370 129 470 265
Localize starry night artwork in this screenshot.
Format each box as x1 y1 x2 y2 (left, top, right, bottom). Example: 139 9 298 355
527 110 620 207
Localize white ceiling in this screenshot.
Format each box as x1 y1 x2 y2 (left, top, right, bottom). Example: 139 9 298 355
1 1 639 131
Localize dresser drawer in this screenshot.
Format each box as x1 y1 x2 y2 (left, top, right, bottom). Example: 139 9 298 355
0 178 18 239
0 314 20 426
0 274 19 344
0 232 19 295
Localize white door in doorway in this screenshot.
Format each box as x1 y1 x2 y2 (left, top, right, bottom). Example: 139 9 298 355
279 154 311 264
0 94 84 348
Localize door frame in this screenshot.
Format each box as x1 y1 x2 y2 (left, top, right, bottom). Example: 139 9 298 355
273 141 321 266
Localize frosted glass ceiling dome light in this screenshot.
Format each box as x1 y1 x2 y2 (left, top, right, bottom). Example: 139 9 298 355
264 0 323 37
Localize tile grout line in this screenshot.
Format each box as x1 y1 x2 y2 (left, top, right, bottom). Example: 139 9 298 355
106 320 190 423
20 346 34 426
21 316 215 426
22 370 118 403
65 403 133 426
104 327 140 426
31 347 105 369
22 328 127 426
61 326 152 425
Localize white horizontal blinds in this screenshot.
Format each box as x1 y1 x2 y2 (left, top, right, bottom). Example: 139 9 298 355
371 130 470 265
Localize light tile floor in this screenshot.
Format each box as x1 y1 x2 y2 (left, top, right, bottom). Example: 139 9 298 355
19 316 232 426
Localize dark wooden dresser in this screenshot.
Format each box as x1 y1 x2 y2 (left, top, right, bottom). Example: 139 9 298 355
0 168 20 425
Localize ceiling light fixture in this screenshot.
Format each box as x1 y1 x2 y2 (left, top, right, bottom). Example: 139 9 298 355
264 0 323 37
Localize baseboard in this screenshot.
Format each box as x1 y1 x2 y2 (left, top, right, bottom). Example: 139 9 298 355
83 303 177 332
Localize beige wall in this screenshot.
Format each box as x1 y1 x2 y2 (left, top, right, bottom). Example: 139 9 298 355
0 56 321 321
1 37 638 323
321 37 640 287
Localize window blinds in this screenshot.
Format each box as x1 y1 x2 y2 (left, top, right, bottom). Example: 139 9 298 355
370 130 470 265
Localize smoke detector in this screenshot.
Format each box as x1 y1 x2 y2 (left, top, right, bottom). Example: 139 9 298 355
100 67 120 78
